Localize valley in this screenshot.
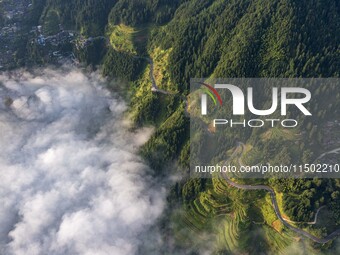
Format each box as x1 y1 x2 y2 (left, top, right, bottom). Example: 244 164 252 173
0 0 339 254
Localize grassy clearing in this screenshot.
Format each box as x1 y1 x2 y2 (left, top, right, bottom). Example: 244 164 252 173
108 24 137 54
262 127 299 141
107 23 153 55
276 192 293 223
260 194 278 226
150 47 178 92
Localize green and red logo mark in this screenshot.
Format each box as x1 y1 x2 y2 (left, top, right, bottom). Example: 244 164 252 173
198 82 223 115
198 82 312 117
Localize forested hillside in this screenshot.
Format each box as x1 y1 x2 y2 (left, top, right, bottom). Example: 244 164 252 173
27 0 340 254
38 0 117 36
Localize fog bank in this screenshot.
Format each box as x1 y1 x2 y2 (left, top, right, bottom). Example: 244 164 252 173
0 68 165 255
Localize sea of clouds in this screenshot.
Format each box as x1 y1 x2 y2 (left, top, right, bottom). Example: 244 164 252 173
0 68 165 255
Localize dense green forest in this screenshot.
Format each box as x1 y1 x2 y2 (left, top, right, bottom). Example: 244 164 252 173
23 0 340 254
109 0 181 26
38 0 117 36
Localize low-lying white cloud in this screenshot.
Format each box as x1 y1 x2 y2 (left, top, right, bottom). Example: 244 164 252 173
0 68 165 255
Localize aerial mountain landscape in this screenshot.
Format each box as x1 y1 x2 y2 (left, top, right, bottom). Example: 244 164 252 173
0 0 339 254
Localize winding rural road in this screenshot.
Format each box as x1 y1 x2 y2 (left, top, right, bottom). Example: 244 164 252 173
134 56 173 95
222 142 340 244
315 147 340 162
136 56 190 115
141 56 340 244
283 206 325 225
